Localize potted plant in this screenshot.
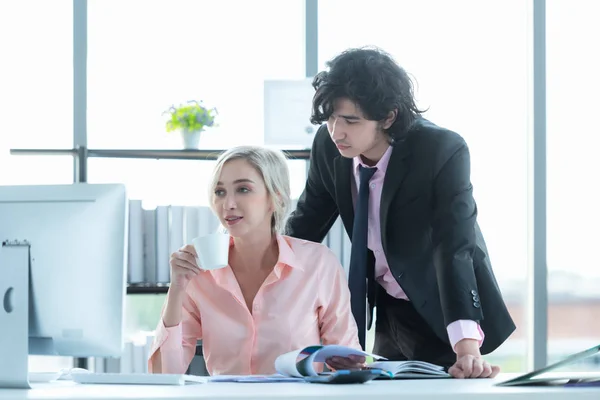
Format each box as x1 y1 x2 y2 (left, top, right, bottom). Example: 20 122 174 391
164 100 217 149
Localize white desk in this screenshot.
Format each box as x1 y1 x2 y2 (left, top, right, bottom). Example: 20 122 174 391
0 374 598 400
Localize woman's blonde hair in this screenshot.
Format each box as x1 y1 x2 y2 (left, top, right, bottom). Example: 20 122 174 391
209 146 292 234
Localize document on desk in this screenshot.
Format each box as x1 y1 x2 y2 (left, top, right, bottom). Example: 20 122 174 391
208 374 304 383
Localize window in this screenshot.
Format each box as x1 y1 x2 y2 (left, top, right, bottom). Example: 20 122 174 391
85 0 309 363
86 0 307 205
125 294 167 339
546 0 600 368
0 0 74 371
0 0 73 186
319 0 530 371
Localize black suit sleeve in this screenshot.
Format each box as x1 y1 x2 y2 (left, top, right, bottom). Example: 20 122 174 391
431 141 484 327
286 127 339 243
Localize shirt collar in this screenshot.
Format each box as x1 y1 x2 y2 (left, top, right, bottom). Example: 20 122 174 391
275 235 303 271
352 144 393 175
211 234 302 285
224 234 302 271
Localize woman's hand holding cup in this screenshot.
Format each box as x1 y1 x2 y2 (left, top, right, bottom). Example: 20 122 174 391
169 244 201 292
168 233 230 295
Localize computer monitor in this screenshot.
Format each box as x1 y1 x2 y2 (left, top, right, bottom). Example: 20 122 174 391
263 78 317 149
0 183 127 387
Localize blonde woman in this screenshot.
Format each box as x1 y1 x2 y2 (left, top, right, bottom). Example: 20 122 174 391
148 146 362 376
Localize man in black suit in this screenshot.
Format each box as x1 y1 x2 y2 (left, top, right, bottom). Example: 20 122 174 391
286 47 515 379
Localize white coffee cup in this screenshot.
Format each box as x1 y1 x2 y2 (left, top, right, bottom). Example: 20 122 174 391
192 232 230 270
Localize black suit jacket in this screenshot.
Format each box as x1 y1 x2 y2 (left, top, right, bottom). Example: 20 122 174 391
286 118 516 355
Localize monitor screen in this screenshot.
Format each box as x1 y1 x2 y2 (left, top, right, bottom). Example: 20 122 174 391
0 183 127 358
263 78 317 149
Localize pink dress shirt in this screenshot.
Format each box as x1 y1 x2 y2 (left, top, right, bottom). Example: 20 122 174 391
148 235 361 376
352 146 484 351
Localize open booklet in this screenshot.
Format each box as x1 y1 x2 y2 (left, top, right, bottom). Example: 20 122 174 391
366 360 450 379
208 345 450 383
274 344 450 380
497 344 600 387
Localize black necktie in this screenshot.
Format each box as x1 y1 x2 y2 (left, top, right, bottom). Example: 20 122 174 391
348 165 377 350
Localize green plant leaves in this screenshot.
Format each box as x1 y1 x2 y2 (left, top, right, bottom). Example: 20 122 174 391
164 100 217 133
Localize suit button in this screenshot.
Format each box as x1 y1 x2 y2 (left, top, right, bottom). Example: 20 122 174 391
473 301 481 308
471 290 478 295
472 295 480 302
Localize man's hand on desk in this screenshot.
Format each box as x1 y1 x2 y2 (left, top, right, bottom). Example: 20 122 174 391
449 339 500 379
326 355 367 371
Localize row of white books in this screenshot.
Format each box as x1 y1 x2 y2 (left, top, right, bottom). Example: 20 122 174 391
127 200 352 285
127 201 220 284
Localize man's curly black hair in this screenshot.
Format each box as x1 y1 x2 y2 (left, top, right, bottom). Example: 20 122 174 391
310 46 425 143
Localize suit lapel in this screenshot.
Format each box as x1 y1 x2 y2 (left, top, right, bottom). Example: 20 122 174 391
380 142 411 255
333 155 355 238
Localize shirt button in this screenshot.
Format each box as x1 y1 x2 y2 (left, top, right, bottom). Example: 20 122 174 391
370 183 376 189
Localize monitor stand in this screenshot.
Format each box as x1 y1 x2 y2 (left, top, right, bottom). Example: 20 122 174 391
0 241 31 389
